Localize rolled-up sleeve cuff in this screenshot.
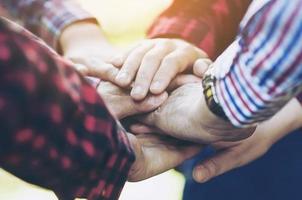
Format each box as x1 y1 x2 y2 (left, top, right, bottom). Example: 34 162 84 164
296 92 302 104
54 124 135 200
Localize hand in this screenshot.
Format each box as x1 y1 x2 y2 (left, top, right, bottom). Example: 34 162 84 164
192 98 302 183
60 20 121 82
113 38 211 100
97 82 168 119
127 133 203 181
136 83 255 144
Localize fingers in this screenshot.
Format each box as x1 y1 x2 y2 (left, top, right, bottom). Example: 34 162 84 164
132 92 168 114
73 63 89 75
193 58 212 77
192 150 241 183
115 41 155 87
130 41 174 100
97 81 168 119
167 74 202 92
69 56 119 82
111 42 140 67
128 134 203 182
115 39 210 101
130 124 160 135
149 47 199 95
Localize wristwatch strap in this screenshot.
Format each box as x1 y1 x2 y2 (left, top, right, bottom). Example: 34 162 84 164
202 74 229 121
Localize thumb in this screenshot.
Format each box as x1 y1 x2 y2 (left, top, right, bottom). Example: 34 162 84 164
68 56 120 82
130 123 161 135
132 92 168 114
192 149 240 183
118 92 168 119
193 58 212 77
73 63 89 75
167 74 201 92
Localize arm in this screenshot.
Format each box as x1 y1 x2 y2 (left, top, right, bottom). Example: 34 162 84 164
1 0 123 82
113 0 251 101
0 18 132 200
0 18 203 199
135 0 302 145
211 0 302 127
148 0 252 59
0 0 95 49
193 98 302 183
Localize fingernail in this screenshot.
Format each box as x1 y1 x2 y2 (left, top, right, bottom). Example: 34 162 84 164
131 86 144 98
116 72 130 85
193 166 208 183
150 81 162 93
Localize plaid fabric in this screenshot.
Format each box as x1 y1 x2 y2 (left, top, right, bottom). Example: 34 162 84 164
213 0 302 127
148 0 252 59
0 0 96 50
0 18 134 200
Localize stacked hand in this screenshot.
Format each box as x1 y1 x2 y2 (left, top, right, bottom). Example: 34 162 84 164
92 47 256 183
61 21 302 183
133 83 255 143
60 21 212 182
96 79 255 182
192 99 302 183
96 81 203 181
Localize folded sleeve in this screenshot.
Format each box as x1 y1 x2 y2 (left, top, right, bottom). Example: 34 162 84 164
0 0 97 50
212 0 302 127
0 18 134 200
148 0 251 59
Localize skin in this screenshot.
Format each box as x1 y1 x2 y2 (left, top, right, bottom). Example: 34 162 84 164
127 133 202 182
59 20 121 82
113 38 211 100
60 22 211 101
59 21 210 182
137 83 256 144
193 98 302 183
97 81 203 181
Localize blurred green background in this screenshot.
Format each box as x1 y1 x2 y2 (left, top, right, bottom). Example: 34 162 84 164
0 0 186 200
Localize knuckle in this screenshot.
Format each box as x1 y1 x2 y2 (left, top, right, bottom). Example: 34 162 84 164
163 55 178 65
163 55 185 70
205 159 221 177
104 66 116 77
88 56 101 66
181 44 193 52
123 60 138 72
159 39 173 47
143 52 158 63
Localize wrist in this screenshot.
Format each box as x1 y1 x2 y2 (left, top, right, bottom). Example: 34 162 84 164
265 99 302 146
59 20 111 54
198 85 255 142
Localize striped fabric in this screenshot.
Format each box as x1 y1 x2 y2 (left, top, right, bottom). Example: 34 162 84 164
213 0 302 127
0 0 95 50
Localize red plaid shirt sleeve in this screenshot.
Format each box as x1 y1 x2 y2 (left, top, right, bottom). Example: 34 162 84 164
0 0 97 50
0 18 134 200
148 0 251 59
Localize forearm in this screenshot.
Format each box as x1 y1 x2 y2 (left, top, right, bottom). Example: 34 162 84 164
0 19 134 200
59 19 113 54
0 0 96 50
263 98 302 146
210 0 302 127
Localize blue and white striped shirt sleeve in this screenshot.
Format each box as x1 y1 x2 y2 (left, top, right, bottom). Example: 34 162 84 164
212 0 302 127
